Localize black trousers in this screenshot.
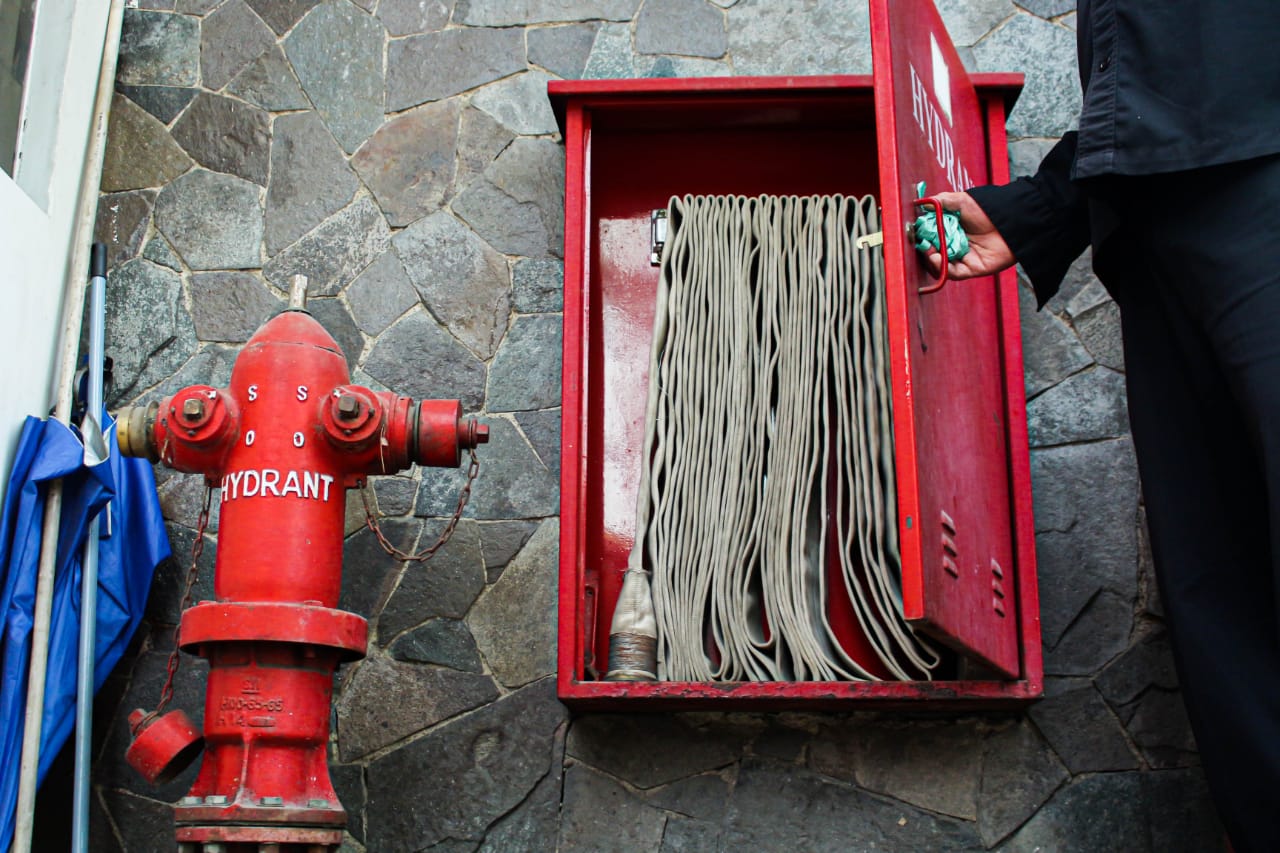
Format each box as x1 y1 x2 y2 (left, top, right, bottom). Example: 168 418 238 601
1098 155 1280 852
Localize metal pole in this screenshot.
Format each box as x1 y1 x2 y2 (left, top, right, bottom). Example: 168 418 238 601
13 1 124 849
71 244 108 853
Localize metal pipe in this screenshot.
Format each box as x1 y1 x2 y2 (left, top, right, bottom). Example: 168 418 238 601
72 243 108 853
13 2 125 850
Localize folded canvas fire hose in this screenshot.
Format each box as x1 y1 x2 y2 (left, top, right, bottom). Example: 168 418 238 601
608 193 941 683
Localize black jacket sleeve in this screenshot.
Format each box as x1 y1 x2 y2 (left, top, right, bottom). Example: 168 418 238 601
967 132 1091 307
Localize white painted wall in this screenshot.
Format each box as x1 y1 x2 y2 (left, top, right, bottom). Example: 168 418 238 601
0 1 110 500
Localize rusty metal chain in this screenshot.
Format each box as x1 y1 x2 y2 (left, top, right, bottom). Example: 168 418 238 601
133 482 212 735
361 447 480 563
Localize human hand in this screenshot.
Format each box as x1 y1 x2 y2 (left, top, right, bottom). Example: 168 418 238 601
922 191 1016 280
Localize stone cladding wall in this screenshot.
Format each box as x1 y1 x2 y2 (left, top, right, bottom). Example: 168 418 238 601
84 0 1222 849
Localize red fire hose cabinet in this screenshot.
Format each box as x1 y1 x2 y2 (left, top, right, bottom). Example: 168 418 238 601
552 0 1042 708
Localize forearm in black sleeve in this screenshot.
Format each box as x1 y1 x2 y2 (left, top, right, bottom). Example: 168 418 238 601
967 132 1091 307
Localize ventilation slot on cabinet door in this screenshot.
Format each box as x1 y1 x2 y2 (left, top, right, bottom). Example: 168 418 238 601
941 509 959 579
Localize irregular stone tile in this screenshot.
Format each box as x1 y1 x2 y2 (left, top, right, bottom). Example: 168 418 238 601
284 1 385 153
636 0 726 58
639 55 731 77
528 22 599 78
455 105 515 194
390 618 484 672
177 0 224 13
1018 279 1091 397
379 0 453 35
581 23 635 78
95 190 154 270
978 721 1068 847
95 650 210 800
154 169 263 269
559 763 667 853
264 196 391 296
725 758 983 850
308 296 364 366
226 45 310 111
146 522 217 626
171 92 270 184
100 790 178 853
477 520 538 582
455 0 639 25
1123 688 1198 769
340 519 421 621
189 271 281 341
362 309 486 408
512 258 563 313
104 259 199 403
1028 365 1128 446
352 100 461 227
514 409 560 476
330 763 365 843
371 475 417 516
973 11 1080 137
452 138 565 258
265 111 360 252
335 653 498 760
478 751 564 853
488 317 561 412
386 27 524 112
393 211 509 359
200 0 275 90
727 0 872 75
468 519 559 687
85 793 122 853
752 722 808 763
415 419 557 519
1097 629 1179 708
101 94 193 192
140 343 239 405
1030 439 1139 647
115 83 197 123
246 0 318 33
1001 771 1220 853
567 713 747 789
1008 138 1058 181
378 519 485 638
365 678 567 849
934 0 1014 46
117 10 200 87
1044 588 1132 676
644 773 731 822
143 234 182 270
660 817 721 853
809 720 983 820
472 70 558 136
346 251 418 336
138 0 178 8
156 469 222 531
1018 0 1075 17
1028 684 1139 773
1075 299 1124 371
1144 769 1221 850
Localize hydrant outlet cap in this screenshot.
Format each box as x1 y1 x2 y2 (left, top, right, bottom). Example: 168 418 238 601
125 708 204 786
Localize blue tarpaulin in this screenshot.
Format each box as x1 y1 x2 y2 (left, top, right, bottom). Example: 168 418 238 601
0 412 169 851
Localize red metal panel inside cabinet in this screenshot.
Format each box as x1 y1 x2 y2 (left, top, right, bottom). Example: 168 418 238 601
552 73 1038 708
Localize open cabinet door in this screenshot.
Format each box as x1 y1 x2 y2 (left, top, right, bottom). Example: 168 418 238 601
871 0 1021 676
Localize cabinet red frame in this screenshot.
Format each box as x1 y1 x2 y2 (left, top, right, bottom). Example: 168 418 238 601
551 73 1040 710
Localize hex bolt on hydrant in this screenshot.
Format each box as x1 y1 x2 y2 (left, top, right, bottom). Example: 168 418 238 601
115 276 488 851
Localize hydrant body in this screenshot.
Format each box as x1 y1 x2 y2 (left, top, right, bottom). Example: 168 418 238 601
119 304 485 850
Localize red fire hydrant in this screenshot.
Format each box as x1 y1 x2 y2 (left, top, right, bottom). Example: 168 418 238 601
115 278 487 851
